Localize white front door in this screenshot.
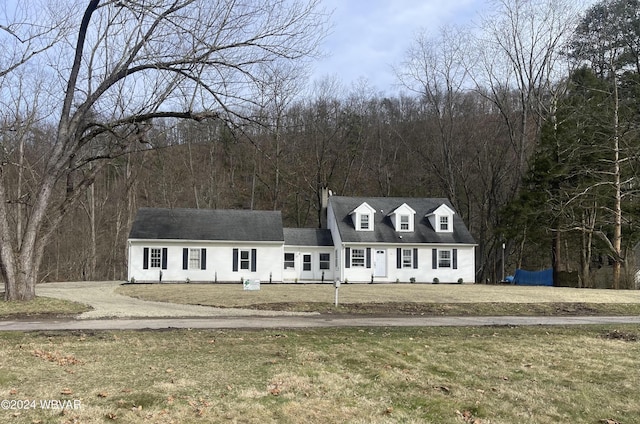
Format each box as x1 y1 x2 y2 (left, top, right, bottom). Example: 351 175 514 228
301 253 314 280
374 249 386 277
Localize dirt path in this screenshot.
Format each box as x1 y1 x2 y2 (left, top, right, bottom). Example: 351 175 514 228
36 281 317 319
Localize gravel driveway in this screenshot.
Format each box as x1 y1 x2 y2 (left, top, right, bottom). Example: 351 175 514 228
36 281 316 319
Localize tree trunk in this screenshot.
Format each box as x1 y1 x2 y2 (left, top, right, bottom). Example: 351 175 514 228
580 207 596 288
612 69 622 289
551 228 561 286
1 159 58 300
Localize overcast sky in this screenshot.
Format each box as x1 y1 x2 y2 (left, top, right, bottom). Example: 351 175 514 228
309 0 490 94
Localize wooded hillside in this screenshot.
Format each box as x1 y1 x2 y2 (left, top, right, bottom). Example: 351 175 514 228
2 0 639 294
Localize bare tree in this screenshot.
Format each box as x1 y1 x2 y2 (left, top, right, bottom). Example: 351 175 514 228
473 0 581 181
0 0 328 300
250 61 307 210
396 25 471 209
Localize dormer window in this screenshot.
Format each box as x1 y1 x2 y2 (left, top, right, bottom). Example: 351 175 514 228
389 203 416 232
350 202 376 231
426 203 455 233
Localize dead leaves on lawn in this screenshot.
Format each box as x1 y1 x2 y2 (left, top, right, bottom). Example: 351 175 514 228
456 409 483 423
268 383 282 396
32 349 83 366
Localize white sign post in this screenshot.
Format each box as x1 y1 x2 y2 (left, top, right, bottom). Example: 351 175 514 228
334 280 341 307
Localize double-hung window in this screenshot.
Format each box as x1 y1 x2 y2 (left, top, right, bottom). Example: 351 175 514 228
144 247 167 270
402 249 413 268
189 248 201 269
233 248 256 272
440 216 449 231
240 250 251 270
319 253 331 270
150 248 162 268
182 248 206 270
439 250 451 268
351 249 366 267
432 248 457 270
400 215 410 230
360 214 370 230
284 253 295 269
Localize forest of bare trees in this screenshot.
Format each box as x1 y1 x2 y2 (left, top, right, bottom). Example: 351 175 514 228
2 0 640 300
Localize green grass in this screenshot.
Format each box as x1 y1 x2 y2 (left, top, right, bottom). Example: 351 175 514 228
0 326 639 423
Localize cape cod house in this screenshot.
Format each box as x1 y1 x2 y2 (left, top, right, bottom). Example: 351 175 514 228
127 208 285 284
326 196 476 284
127 195 476 284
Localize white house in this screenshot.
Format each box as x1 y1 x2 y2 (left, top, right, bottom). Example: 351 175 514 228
283 228 334 283
127 195 476 284
326 196 476 284
127 208 284 283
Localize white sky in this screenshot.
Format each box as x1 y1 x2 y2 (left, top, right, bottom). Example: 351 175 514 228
310 0 490 94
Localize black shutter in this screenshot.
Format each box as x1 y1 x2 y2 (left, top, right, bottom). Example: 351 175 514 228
182 248 188 270
345 247 351 268
453 249 458 269
232 248 239 272
366 248 371 268
432 249 437 269
413 248 418 269
201 249 207 270
143 248 149 270
251 249 257 272
396 248 402 269
161 248 168 270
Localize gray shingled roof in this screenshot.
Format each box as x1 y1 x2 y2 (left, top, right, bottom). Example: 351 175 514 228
328 196 476 245
283 228 333 246
129 208 284 242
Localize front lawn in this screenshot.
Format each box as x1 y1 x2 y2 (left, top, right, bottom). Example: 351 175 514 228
0 326 638 423
117 283 640 316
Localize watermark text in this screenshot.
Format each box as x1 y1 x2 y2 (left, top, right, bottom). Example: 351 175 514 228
1 399 82 410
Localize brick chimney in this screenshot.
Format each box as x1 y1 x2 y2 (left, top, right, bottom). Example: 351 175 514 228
320 186 330 229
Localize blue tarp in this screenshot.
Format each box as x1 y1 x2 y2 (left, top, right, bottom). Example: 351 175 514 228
513 268 553 286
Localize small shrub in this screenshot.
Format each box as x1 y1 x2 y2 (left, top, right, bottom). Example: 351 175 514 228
433 277 440 284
